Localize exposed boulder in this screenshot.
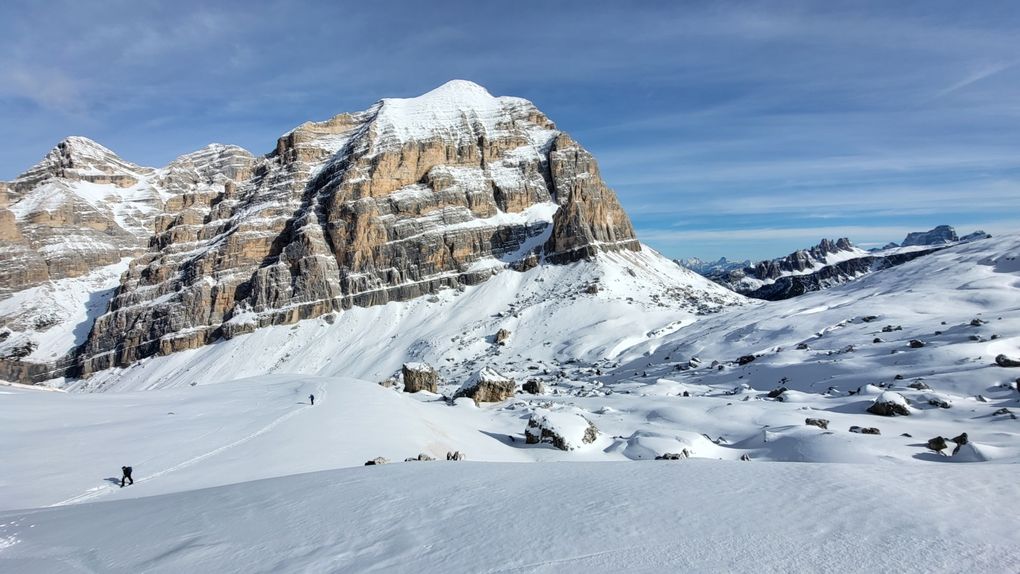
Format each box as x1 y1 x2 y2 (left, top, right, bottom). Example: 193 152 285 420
907 381 931 390
364 457 389 466
994 354 1020 368
525 408 599 451
655 450 691 460
402 362 439 393
867 391 910 416
927 398 951 409
404 453 435 462
494 328 511 346
908 339 926 349
926 436 948 455
881 325 902 333
737 355 756 366
446 451 465 461
950 433 969 456
805 418 829 430
454 367 516 404
849 426 881 435
522 379 545 394
740 453 751 461
767 387 788 399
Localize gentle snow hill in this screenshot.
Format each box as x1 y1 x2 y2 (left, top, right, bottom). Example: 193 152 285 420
1 461 1017 573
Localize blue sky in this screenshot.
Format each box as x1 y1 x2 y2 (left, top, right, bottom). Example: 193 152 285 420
1 1 1017 260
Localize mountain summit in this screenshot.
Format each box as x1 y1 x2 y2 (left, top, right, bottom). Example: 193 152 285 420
0 81 723 383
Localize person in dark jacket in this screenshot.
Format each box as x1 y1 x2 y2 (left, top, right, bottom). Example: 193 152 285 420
120 466 133 487
309 394 315 406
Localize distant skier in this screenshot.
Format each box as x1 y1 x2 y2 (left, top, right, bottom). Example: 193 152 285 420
309 394 315 406
120 466 133 487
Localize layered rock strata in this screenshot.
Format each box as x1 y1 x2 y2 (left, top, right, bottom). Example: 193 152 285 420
0 81 642 380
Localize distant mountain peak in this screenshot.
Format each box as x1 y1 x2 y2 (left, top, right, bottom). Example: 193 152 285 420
372 79 548 147
901 225 958 247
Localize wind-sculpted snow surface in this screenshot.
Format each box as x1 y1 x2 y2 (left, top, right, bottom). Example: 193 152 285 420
1 458 1017 573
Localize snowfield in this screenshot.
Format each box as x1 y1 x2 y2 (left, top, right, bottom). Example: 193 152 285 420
2 459 1017 573
1 235 1019 572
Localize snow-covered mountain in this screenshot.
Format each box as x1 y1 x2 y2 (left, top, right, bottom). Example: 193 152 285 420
698 228 993 300
0 80 741 385
876 224 991 250
676 255 750 275
902 224 959 246
701 237 873 299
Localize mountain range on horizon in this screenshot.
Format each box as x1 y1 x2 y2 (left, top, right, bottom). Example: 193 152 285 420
678 225 992 300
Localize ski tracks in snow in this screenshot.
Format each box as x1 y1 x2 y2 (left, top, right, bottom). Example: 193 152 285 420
48 382 325 508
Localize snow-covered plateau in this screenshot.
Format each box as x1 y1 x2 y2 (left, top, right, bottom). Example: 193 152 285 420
1 232 1018 572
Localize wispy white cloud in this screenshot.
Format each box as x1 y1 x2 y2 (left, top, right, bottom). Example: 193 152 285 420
0 66 85 115
931 61 1018 99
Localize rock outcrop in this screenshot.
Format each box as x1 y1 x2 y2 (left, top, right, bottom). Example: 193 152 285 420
867 391 911 416
522 379 544 394
525 408 599 451
901 225 958 247
454 367 516 404
402 363 439 393
927 436 948 454
995 354 1020 368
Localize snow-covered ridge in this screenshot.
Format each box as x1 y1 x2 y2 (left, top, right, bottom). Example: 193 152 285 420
372 79 545 147
696 229 994 301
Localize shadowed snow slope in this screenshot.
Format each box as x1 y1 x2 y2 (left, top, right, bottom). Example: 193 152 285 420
0 461 1016 573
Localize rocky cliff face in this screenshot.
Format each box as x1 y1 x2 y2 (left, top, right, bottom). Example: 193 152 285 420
736 248 942 300
750 238 857 282
0 138 259 296
901 225 958 247
703 238 867 300
0 81 643 381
